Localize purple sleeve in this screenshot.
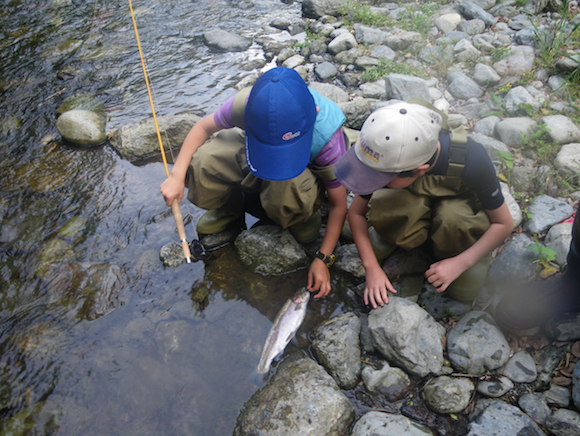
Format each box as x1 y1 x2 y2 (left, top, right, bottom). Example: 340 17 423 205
313 128 346 189
213 95 236 129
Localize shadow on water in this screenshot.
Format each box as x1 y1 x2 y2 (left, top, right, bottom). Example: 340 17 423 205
0 1 355 433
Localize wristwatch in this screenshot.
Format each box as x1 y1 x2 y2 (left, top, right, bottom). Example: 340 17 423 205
314 250 335 267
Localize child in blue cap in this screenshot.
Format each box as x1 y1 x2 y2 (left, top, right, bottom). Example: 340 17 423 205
161 67 347 298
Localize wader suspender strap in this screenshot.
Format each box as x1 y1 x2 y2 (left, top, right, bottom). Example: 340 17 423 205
408 98 468 178
231 87 252 130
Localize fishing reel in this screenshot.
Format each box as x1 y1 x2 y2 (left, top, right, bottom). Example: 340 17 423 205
189 239 206 262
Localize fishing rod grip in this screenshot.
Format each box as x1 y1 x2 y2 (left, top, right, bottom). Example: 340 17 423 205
171 198 193 263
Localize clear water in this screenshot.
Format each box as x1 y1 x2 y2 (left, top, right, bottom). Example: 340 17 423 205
0 0 356 434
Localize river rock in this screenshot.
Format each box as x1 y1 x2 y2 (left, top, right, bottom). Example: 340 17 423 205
555 143 580 180
458 1 498 26
310 312 361 389
56 109 107 147
540 115 580 145
468 399 547 435
544 312 580 341
334 243 365 278
108 113 201 162
302 0 347 19
504 85 541 115
368 297 445 378
544 222 573 265
496 116 538 147
233 354 354 435
327 31 357 55
422 376 475 414
519 393 551 425
385 74 431 102
492 45 535 76
447 311 510 374
160 242 186 267
351 411 433 436
447 71 485 99
523 195 574 234
203 29 252 52
544 384 571 407
361 360 411 401
502 350 538 383
545 408 580 435
477 376 514 398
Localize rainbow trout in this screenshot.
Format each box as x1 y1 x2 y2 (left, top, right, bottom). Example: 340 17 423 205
256 288 310 374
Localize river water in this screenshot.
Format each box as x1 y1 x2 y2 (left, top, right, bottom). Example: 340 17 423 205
0 0 357 434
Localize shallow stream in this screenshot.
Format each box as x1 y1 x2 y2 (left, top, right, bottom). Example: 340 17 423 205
0 0 356 434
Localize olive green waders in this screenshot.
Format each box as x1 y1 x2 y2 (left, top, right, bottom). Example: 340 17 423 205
368 174 491 302
187 129 325 239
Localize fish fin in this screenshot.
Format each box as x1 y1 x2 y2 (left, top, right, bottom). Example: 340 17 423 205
289 335 299 347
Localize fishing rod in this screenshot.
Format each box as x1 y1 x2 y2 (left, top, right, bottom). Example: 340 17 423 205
127 0 205 263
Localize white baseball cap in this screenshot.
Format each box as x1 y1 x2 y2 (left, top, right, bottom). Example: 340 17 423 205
334 102 443 195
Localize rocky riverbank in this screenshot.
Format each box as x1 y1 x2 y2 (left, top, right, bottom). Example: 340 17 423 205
53 0 580 434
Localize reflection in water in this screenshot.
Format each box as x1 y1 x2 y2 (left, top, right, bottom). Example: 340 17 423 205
0 0 358 434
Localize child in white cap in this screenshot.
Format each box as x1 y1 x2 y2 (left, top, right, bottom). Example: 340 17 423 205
334 102 513 309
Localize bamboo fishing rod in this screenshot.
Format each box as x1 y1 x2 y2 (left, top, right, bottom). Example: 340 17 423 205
127 0 193 263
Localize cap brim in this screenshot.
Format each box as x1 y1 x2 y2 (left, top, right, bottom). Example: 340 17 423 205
334 145 398 195
245 129 312 181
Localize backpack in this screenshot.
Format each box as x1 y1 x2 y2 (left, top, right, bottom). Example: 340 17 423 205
408 98 468 177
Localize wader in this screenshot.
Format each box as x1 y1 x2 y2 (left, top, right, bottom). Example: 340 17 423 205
187 128 325 229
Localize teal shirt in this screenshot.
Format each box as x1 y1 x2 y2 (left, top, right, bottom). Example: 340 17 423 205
308 89 346 163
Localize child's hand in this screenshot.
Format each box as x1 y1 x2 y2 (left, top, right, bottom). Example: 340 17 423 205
364 265 397 309
160 175 185 207
425 257 465 292
307 259 331 299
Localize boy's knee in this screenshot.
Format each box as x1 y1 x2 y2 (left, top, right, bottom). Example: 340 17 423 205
445 254 491 302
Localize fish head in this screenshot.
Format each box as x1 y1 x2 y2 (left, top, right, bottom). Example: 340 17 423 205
292 288 310 305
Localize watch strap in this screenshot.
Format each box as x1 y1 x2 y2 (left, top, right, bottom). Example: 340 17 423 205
315 250 335 267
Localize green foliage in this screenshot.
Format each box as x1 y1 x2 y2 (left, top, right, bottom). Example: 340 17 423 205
342 0 440 37
528 0 580 99
489 46 515 64
342 1 392 27
395 3 439 35
293 28 315 50
526 238 557 262
363 59 428 82
496 150 514 186
520 123 560 164
526 236 561 277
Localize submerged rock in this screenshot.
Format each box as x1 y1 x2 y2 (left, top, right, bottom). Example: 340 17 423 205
234 225 309 275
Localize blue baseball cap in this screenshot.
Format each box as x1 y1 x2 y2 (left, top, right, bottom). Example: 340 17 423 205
244 67 316 181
